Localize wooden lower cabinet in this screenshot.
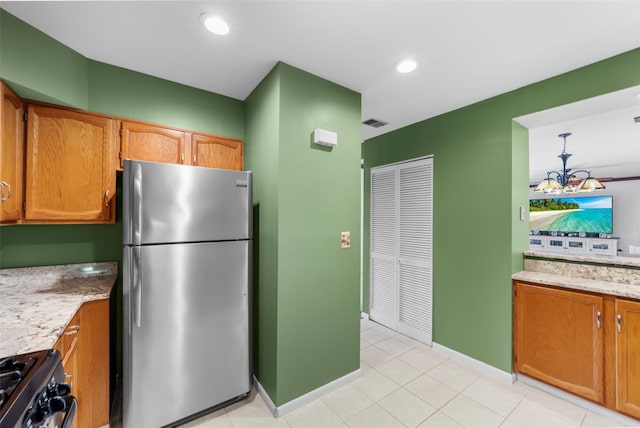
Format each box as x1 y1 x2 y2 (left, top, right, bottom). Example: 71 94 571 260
615 298 640 419
513 282 604 403
54 299 110 428
514 281 640 420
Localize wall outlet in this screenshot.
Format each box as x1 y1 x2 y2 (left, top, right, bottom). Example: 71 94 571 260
341 232 351 248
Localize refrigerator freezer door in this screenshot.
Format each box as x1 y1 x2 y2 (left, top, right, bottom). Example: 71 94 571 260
123 241 251 428
123 160 252 245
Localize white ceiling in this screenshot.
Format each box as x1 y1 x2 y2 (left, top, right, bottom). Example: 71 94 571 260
516 86 640 184
2 1 639 141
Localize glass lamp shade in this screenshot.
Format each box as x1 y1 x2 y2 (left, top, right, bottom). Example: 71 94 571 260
534 178 563 193
577 177 606 192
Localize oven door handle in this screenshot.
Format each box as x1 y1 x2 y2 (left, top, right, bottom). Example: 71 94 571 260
60 395 78 428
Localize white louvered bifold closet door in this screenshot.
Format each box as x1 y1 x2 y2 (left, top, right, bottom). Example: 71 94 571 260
369 165 398 330
397 159 433 344
370 158 433 345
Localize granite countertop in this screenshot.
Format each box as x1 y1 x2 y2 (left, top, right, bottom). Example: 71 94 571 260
512 270 640 300
524 251 640 268
0 262 117 357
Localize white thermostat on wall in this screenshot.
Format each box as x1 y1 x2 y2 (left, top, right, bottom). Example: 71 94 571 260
313 128 338 148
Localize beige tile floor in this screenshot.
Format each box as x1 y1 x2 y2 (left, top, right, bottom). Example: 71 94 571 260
178 318 638 428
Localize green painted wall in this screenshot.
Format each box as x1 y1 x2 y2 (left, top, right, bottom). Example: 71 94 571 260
0 9 88 107
244 67 281 401
277 64 361 405
246 63 361 406
87 61 244 140
362 48 640 372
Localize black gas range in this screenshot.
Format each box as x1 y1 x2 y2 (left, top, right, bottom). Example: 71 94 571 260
0 349 76 428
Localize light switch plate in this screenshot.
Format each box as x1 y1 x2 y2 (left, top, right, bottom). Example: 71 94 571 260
341 232 351 248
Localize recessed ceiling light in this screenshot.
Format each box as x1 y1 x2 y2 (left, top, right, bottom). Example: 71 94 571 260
200 13 230 35
395 59 417 74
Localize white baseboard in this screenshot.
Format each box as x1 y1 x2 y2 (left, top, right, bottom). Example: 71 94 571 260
254 368 362 418
253 375 277 415
516 374 640 427
360 312 370 320
431 341 514 384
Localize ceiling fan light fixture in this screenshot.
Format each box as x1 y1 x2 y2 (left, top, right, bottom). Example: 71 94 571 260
395 58 417 74
200 13 230 35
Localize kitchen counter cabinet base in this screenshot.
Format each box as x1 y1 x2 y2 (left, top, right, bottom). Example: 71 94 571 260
53 299 110 428
514 282 604 404
514 280 640 421
615 299 640 419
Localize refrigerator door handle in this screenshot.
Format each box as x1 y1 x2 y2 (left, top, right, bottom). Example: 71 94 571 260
132 163 143 244
132 247 142 328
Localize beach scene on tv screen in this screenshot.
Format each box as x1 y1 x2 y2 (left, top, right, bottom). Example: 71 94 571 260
529 196 613 233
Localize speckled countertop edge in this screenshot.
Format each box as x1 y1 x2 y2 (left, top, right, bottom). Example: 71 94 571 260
512 270 640 300
0 261 117 357
524 252 640 268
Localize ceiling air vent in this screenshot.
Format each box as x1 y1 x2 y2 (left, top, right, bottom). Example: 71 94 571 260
362 118 388 128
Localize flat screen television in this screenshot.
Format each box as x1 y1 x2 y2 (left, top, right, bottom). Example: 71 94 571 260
529 195 613 235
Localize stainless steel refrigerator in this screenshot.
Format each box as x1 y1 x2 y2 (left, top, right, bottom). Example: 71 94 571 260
122 159 252 428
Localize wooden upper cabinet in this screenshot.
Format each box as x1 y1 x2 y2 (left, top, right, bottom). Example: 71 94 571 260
514 282 604 404
0 80 25 223
120 121 188 168
615 298 640 419
24 104 117 223
192 133 243 170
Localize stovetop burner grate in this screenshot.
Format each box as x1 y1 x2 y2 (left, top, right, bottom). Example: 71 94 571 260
0 355 37 410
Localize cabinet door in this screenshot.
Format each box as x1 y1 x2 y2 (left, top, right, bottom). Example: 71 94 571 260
25 105 116 222
57 310 80 428
63 323 80 428
0 81 25 223
121 121 188 168
192 133 243 170
514 282 604 403
76 299 110 428
615 298 640 419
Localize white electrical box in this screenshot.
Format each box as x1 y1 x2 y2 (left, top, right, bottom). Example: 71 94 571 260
313 128 337 148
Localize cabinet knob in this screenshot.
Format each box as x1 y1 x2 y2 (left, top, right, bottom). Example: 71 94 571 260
596 311 601 329
193 154 196 165
181 153 185 164
0 181 11 201
105 190 110 207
